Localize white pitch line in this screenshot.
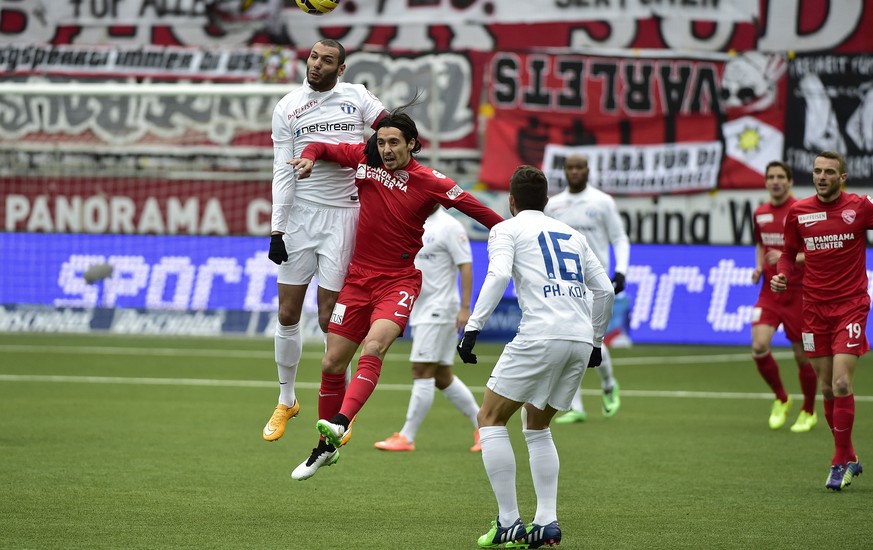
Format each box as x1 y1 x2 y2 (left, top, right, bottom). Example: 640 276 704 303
0 343 795 366
1 374 870 402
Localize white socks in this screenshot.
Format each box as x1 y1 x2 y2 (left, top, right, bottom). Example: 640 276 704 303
524 428 559 525
479 426 520 526
597 345 616 391
441 377 480 428
569 387 585 414
275 322 302 407
400 378 436 442
569 345 616 413
481 425 560 527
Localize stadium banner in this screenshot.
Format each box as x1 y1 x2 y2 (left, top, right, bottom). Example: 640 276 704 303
784 53 873 188
12 0 757 26
542 142 723 196
1 0 869 54
4 233 873 345
0 48 487 157
8 177 873 246
2 178 271 236
478 50 788 193
0 44 297 81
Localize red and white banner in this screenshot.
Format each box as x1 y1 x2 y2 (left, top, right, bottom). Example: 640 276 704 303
1 0 869 54
2 178 270 236
479 50 788 193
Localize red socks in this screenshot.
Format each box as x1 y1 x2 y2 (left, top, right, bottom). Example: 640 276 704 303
832 395 857 465
797 362 817 414
318 372 347 422
824 397 835 431
754 353 788 402
340 355 383 420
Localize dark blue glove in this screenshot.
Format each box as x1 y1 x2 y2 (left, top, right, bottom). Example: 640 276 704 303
457 330 480 364
268 233 288 265
588 347 602 368
611 272 625 294
364 133 381 168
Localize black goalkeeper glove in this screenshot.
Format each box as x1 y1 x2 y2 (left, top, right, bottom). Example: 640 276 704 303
268 233 288 265
457 330 480 364
611 272 625 294
588 347 602 368
364 133 381 168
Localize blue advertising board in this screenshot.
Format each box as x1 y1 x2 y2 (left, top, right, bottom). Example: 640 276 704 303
1 233 871 345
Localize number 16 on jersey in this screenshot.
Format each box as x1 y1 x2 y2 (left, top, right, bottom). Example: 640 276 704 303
538 231 584 298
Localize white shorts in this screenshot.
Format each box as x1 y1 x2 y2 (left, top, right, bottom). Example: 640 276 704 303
487 338 592 411
277 199 359 292
409 322 457 365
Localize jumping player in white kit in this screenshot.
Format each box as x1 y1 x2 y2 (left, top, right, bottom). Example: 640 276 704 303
264 39 387 442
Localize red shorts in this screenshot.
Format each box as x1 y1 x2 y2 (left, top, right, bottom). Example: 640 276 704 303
801 296 871 357
328 263 422 344
752 289 803 342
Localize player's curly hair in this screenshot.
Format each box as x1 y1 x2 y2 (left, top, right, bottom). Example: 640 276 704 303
510 165 549 212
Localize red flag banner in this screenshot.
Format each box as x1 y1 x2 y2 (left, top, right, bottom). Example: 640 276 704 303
479 51 788 194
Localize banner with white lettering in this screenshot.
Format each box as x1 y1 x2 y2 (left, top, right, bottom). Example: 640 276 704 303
784 54 873 187
542 142 723 195
0 44 297 81
1 0 869 53
0 48 487 157
22 0 758 27
5 233 873 344
479 51 787 193
1 178 271 236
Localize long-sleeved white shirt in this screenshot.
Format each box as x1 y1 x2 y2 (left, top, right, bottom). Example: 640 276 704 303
411 208 473 326
544 186 630 275
466 210 614 345
270 80 385 233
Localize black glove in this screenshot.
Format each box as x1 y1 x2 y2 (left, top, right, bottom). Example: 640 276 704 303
611 272 625 294
268 233 288 264
364 133 381 168
588 347 602 368
457 330 480 364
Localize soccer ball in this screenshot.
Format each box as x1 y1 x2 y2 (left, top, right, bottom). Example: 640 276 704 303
295 0 338 15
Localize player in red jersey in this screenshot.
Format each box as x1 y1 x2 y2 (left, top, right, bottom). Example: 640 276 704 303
287 108 504 480
751 161 817 432
771 151 869 491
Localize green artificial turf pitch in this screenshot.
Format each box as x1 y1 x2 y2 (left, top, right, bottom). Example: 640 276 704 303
1 333 871 549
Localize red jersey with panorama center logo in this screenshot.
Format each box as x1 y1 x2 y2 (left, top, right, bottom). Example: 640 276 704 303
302 141 503 271
778 192 873 304
754 196 804 304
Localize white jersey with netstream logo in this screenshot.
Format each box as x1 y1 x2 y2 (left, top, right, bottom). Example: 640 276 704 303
410 208 473 326
466 210 614 344
544 186 630 275
270 80 385 232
